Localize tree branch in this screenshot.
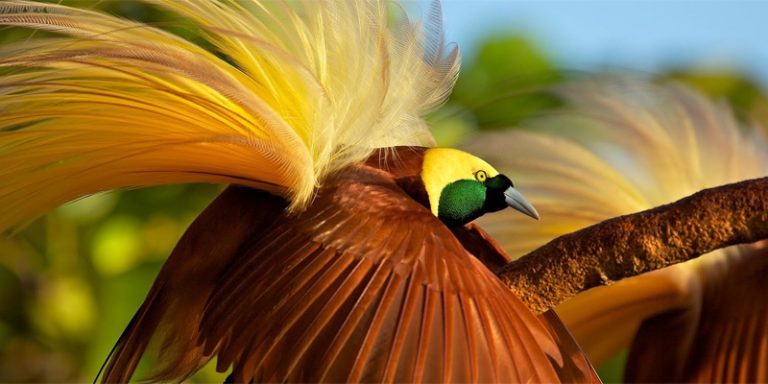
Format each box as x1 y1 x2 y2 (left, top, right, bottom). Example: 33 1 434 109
499 177 768 314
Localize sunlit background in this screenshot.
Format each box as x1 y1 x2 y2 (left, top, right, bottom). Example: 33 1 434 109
1 1 767 382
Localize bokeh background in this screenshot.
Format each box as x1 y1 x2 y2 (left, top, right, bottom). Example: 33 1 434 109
1 1 767 382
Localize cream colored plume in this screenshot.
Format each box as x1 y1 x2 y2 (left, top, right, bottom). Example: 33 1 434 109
463 78 768 363
0 0 458 231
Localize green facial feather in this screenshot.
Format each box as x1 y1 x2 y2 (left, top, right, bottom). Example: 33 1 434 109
437 180 486 227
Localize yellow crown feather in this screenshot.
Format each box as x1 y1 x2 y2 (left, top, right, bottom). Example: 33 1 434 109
0 0 459 231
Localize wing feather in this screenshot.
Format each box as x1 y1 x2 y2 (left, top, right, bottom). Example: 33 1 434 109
319 257 391 379
101 164 597 382
288 257 375 371
382 265 422 382
344 267 406 382
460 296 486 382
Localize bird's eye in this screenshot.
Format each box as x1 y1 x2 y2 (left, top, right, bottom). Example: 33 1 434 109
474 170 488 182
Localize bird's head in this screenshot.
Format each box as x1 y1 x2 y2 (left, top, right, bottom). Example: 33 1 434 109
421 148 539 227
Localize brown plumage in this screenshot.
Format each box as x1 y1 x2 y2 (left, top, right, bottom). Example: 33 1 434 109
625 245 768 382
101 147 597 383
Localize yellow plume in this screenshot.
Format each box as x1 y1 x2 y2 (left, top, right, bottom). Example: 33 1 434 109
0 0 459 231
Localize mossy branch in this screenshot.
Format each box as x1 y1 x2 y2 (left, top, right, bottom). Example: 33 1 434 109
499 177 768 314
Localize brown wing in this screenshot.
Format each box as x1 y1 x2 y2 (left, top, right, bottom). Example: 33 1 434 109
100 185 288 382
102 164 597 382
453 222 599 382
452 223 513 271
625 246 768 383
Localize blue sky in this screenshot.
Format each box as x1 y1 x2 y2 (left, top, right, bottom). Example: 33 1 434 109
437 1 768 86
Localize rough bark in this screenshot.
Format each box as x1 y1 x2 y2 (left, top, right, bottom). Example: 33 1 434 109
499 177 768 314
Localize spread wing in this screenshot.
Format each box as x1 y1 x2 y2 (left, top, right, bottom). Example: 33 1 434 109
102 165 597 382
453 223 599 382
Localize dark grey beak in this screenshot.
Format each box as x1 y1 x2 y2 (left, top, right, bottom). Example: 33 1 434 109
503 187 540 220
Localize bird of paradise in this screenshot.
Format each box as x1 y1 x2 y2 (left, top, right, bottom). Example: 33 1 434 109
0 1 598 382
467 78 768 382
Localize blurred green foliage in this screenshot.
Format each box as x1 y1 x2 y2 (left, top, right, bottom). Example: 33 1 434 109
0 185 223 381
2 2 768 382
452 36 564 128
432 34 768 142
